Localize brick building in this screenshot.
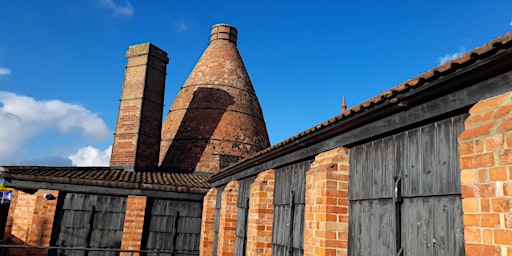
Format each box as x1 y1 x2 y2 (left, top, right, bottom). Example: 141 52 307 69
1 24 512 256
0 24 269 255
201 33 512 256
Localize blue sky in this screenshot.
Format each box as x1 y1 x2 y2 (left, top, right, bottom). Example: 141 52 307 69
0 0 511 166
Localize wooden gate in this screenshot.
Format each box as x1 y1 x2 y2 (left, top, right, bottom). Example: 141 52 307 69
141 199 203 256
272 159 313 256
50 193 127 256
348 114 466 256
234 177 256 256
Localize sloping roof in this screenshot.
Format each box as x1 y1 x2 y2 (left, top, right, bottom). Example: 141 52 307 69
1 166 210 193
211 32 512 181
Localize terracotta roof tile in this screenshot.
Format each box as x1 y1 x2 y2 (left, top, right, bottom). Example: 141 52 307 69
218 32 512 174
1 166 210 193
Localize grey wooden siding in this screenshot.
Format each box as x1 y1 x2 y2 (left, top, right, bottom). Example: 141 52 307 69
212 186 225 256
272 159 313 256
234 177 256 256
348 114 467 256
142 199 203 256
50 193 127 256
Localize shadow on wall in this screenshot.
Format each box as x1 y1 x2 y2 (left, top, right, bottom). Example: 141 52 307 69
160 88 235 172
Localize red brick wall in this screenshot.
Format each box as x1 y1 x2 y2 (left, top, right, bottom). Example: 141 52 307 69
199 188 218 256
120 195 147 256
110 43 169 170
304 147 350 256
5 189 59 256
4 190 18 239
245 169 275 256
216 180 239 256
459 92 512 256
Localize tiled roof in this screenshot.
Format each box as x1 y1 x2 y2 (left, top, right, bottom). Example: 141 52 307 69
1 166 210 193
216 32 512 175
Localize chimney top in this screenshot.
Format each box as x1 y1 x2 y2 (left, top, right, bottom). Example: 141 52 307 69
210 24 237 45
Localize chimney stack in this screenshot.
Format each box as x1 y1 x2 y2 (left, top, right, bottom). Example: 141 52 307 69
210 24 238 45
110 43 169 171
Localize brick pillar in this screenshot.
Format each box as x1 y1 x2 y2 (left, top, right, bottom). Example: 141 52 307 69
459 92 512 256
216 180 239 256
245 169 275 256
199 188 218 256
120 195 147 256
6 189 59 256
304 147 350 256
110 43 169 171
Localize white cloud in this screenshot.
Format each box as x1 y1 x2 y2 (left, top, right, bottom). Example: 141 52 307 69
0 91 111 163
0 68 11 76
173 19 188 31
438 47 466 65
510 20 512 27
98 0 134 17
68 145 112 166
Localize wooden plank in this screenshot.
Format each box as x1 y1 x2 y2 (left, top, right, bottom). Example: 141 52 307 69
421 122 436 196
372 199 395 255
381 136 395 199
404 127 421 197
368 140 386 198
452 114 467 194
293 203 305 249
212 186 225 256
234 177 254 256
348 145 361 200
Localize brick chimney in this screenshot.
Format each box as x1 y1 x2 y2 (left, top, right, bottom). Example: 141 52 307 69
110 43 169 171
159 24 270 173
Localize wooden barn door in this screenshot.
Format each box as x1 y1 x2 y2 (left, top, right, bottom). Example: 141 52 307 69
234 177 256 256
272 159 313 256
141 199 203 256
50 193 127 256
348 114 467 256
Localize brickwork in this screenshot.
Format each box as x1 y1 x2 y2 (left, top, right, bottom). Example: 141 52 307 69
199 188 218 256
304 147 350 256
120 195 147 256
110 42 169 171
4 190 18 239
159 24 270 173
459 92 512 256
245 169 275 256
216 180 239 256
5 189 59 256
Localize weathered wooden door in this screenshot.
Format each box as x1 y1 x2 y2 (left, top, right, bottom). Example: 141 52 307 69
141 199 203 256
234 177 256 256
348 114 466 256
50 193 127 256
272 159 313 256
